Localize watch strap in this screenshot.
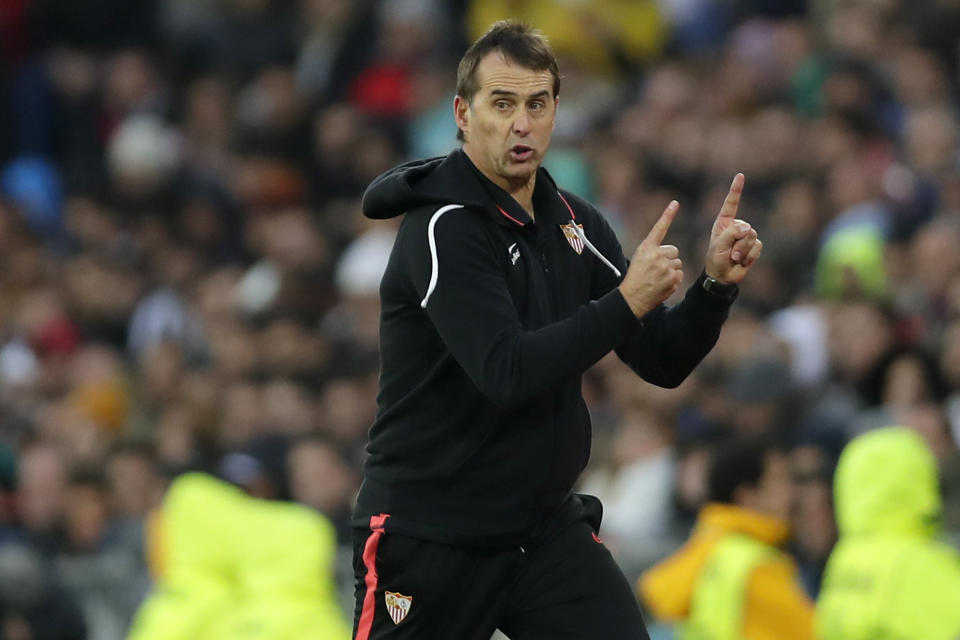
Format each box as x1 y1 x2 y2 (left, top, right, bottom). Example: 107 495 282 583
699 272 739 303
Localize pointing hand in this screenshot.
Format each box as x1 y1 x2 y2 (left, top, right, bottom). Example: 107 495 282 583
618 200 684 318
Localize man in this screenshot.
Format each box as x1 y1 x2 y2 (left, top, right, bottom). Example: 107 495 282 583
815 427 960 640
638 437 814 640
352 20 762 640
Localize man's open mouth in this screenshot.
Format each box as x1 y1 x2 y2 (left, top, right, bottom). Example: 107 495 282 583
510 145 534 162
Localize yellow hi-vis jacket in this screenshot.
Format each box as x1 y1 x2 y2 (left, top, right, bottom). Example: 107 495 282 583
639 504 814 640
816 427 960 640
128 472 351 640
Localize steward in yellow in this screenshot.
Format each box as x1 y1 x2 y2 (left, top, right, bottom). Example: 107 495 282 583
128 472 350 640
816 427 960 640
639 437 813 640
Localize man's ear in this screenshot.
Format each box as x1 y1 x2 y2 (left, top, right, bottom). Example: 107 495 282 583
454 95 469 138
553 95 559 130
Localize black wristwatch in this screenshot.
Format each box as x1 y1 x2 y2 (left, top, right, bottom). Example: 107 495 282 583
700 272 739 303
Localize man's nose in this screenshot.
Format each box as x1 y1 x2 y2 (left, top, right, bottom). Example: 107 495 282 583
512 109 532 136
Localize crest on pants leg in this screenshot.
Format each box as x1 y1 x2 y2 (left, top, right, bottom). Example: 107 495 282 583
384 591 412 624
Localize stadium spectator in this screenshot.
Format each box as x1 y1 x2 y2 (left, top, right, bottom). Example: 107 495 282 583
816 427 960 639
639 436 814 640
787 434 839 599
286 435 357 541
128 470 350 640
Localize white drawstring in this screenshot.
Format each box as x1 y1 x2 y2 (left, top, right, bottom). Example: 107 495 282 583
556 191 622 278
569 221 621 278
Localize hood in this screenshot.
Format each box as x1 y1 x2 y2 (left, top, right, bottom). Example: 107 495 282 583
362 155 449 220
639 503 790 621
834 427 941 538
362 152 480 220
361 149 562 221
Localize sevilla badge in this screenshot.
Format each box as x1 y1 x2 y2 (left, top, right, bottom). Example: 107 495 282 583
560 223 585 255
385 591 413 625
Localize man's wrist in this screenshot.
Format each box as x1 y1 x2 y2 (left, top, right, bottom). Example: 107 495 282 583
698 271 739 303
616 284 652 319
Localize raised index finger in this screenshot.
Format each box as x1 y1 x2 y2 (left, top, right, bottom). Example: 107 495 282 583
716 173 745 220
643 200 679 246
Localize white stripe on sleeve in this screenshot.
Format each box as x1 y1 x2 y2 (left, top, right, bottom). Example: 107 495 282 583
420 204 465 308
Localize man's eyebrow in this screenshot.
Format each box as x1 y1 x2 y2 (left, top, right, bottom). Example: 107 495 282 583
489 89 552 99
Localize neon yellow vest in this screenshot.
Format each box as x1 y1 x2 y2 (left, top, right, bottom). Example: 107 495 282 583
816 428 960 640
679 534 776 640
816 535 960 640
129 473 351 640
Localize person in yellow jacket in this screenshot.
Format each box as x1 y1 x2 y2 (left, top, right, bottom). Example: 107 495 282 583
816 427 960 640
128 472 351 640
639 436 814 640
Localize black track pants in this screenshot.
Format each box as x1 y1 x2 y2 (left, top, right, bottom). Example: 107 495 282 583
352 495 650 640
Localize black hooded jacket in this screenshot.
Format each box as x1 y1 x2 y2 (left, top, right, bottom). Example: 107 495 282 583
352 149 735 545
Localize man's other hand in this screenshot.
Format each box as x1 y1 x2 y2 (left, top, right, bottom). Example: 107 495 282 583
705 173 762 284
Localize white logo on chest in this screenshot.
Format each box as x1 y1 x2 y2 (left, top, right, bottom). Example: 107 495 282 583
508 242 520 265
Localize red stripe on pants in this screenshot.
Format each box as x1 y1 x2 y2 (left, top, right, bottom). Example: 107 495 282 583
355 514 390 640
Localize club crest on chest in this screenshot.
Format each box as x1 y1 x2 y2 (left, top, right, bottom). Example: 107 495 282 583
559 222 585 255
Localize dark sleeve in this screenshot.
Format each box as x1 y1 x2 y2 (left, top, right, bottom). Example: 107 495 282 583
583 201 735 389
402 207 639 409
615 277 734 387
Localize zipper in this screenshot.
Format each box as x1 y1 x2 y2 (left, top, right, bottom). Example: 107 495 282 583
537 235 561 320
535 232 562 525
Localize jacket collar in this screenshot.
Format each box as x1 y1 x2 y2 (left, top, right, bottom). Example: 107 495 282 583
453 149 570 229
695 503 791 547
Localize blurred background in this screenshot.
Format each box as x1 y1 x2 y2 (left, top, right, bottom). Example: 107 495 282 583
1 0 960 638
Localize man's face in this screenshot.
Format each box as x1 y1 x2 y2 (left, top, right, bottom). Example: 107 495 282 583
456 51 557 189
744 451 794 522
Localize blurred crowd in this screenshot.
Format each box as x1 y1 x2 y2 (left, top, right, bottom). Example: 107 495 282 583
1 0 960 638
